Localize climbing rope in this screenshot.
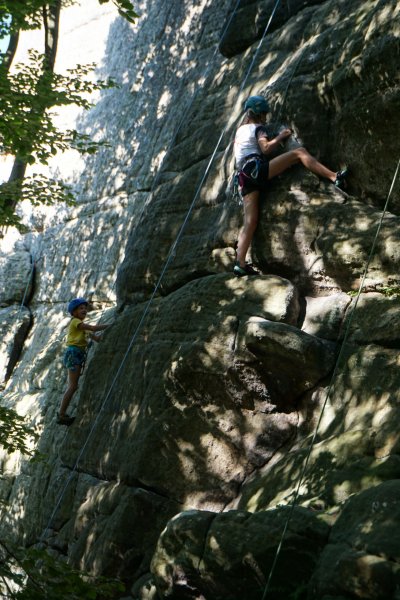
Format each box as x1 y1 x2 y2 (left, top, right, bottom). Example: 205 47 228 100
116 0 244 238
85 0 245 325
41 0 283 541
271 0 333 136
54 0 246 390
261 157 400 600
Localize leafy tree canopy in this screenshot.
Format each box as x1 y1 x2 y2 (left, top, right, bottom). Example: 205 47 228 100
0 50 115 164
0 0 138 228
0 545 125 599
0 0 138 36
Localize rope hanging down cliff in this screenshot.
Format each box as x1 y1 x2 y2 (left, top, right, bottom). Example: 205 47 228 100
84 0 244 328
41 0 283 541
261 157 400 600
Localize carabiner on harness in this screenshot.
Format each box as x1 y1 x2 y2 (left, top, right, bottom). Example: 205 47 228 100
250 160 259 180
232 172 242 205
241 155 262 182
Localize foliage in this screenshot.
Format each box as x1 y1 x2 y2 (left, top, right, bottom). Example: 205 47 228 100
0 0 137 224
0 203 28 230
376 285 400 297
0 406 125 597
0 50 116 221
102 0 139 24
0 546 125 599
0 0 139 37
347 286 400 298
0 174 74 207
0 173 75 229
0 51 116 164
0 1 59 35
0 403 38 456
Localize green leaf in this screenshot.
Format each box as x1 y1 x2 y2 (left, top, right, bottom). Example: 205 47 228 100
0 402 38 456
0 1 136 224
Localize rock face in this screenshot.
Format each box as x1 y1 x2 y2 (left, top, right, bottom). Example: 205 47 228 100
310 481 400 600
151 507 330 600
1 0 400 599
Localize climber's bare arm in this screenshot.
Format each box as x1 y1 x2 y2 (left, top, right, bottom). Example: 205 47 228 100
259 128 292 156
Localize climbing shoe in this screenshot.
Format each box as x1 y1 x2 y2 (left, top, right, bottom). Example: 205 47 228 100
56 413 75 426
233 262 259 277
334 168 349 190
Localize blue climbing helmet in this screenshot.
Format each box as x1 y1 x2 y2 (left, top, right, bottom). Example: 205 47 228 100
244 95 270 115
68 297 88 315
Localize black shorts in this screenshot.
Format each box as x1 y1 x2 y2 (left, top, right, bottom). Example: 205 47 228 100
238 157 269 197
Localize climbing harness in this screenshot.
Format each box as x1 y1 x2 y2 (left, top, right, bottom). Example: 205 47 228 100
235 155 270 201
261 157 400 600
231 154 268 204
242 155 261 179
242 154 268 181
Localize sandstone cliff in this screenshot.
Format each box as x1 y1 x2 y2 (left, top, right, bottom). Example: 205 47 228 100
1 0 400 598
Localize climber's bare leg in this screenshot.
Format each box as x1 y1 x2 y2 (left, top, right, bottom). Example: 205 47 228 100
268 147 336 182
236 190 259 267
59 367 81 417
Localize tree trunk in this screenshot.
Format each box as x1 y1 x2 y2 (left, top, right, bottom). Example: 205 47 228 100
1 31 19 73
3 0 62 213
43 0 61 70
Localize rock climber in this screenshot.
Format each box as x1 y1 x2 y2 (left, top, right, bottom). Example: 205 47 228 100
57 297 108 426
233 95 348 276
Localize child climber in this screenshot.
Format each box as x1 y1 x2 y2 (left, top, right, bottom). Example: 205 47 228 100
57 298 107 426
233 95 348 276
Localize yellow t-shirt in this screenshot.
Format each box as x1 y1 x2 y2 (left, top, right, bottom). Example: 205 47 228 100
66 317 88 349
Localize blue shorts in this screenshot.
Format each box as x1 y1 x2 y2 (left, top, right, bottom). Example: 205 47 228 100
63 346 86 372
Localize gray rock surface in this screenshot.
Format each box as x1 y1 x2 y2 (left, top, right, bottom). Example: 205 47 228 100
246 317 337 400
0 246 33 306
310 481 400 599
301 292 351 339
341 292 400 344
151 507 330 600
0 306 31 383
253 182 400 296
53 274 300 511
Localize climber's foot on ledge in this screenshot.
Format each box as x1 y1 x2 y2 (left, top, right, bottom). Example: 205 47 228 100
56 413 75 426
233 262 259 277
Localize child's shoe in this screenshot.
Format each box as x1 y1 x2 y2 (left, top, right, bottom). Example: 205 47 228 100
334 168 349 190
233 261 259 277
57 413 75 426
